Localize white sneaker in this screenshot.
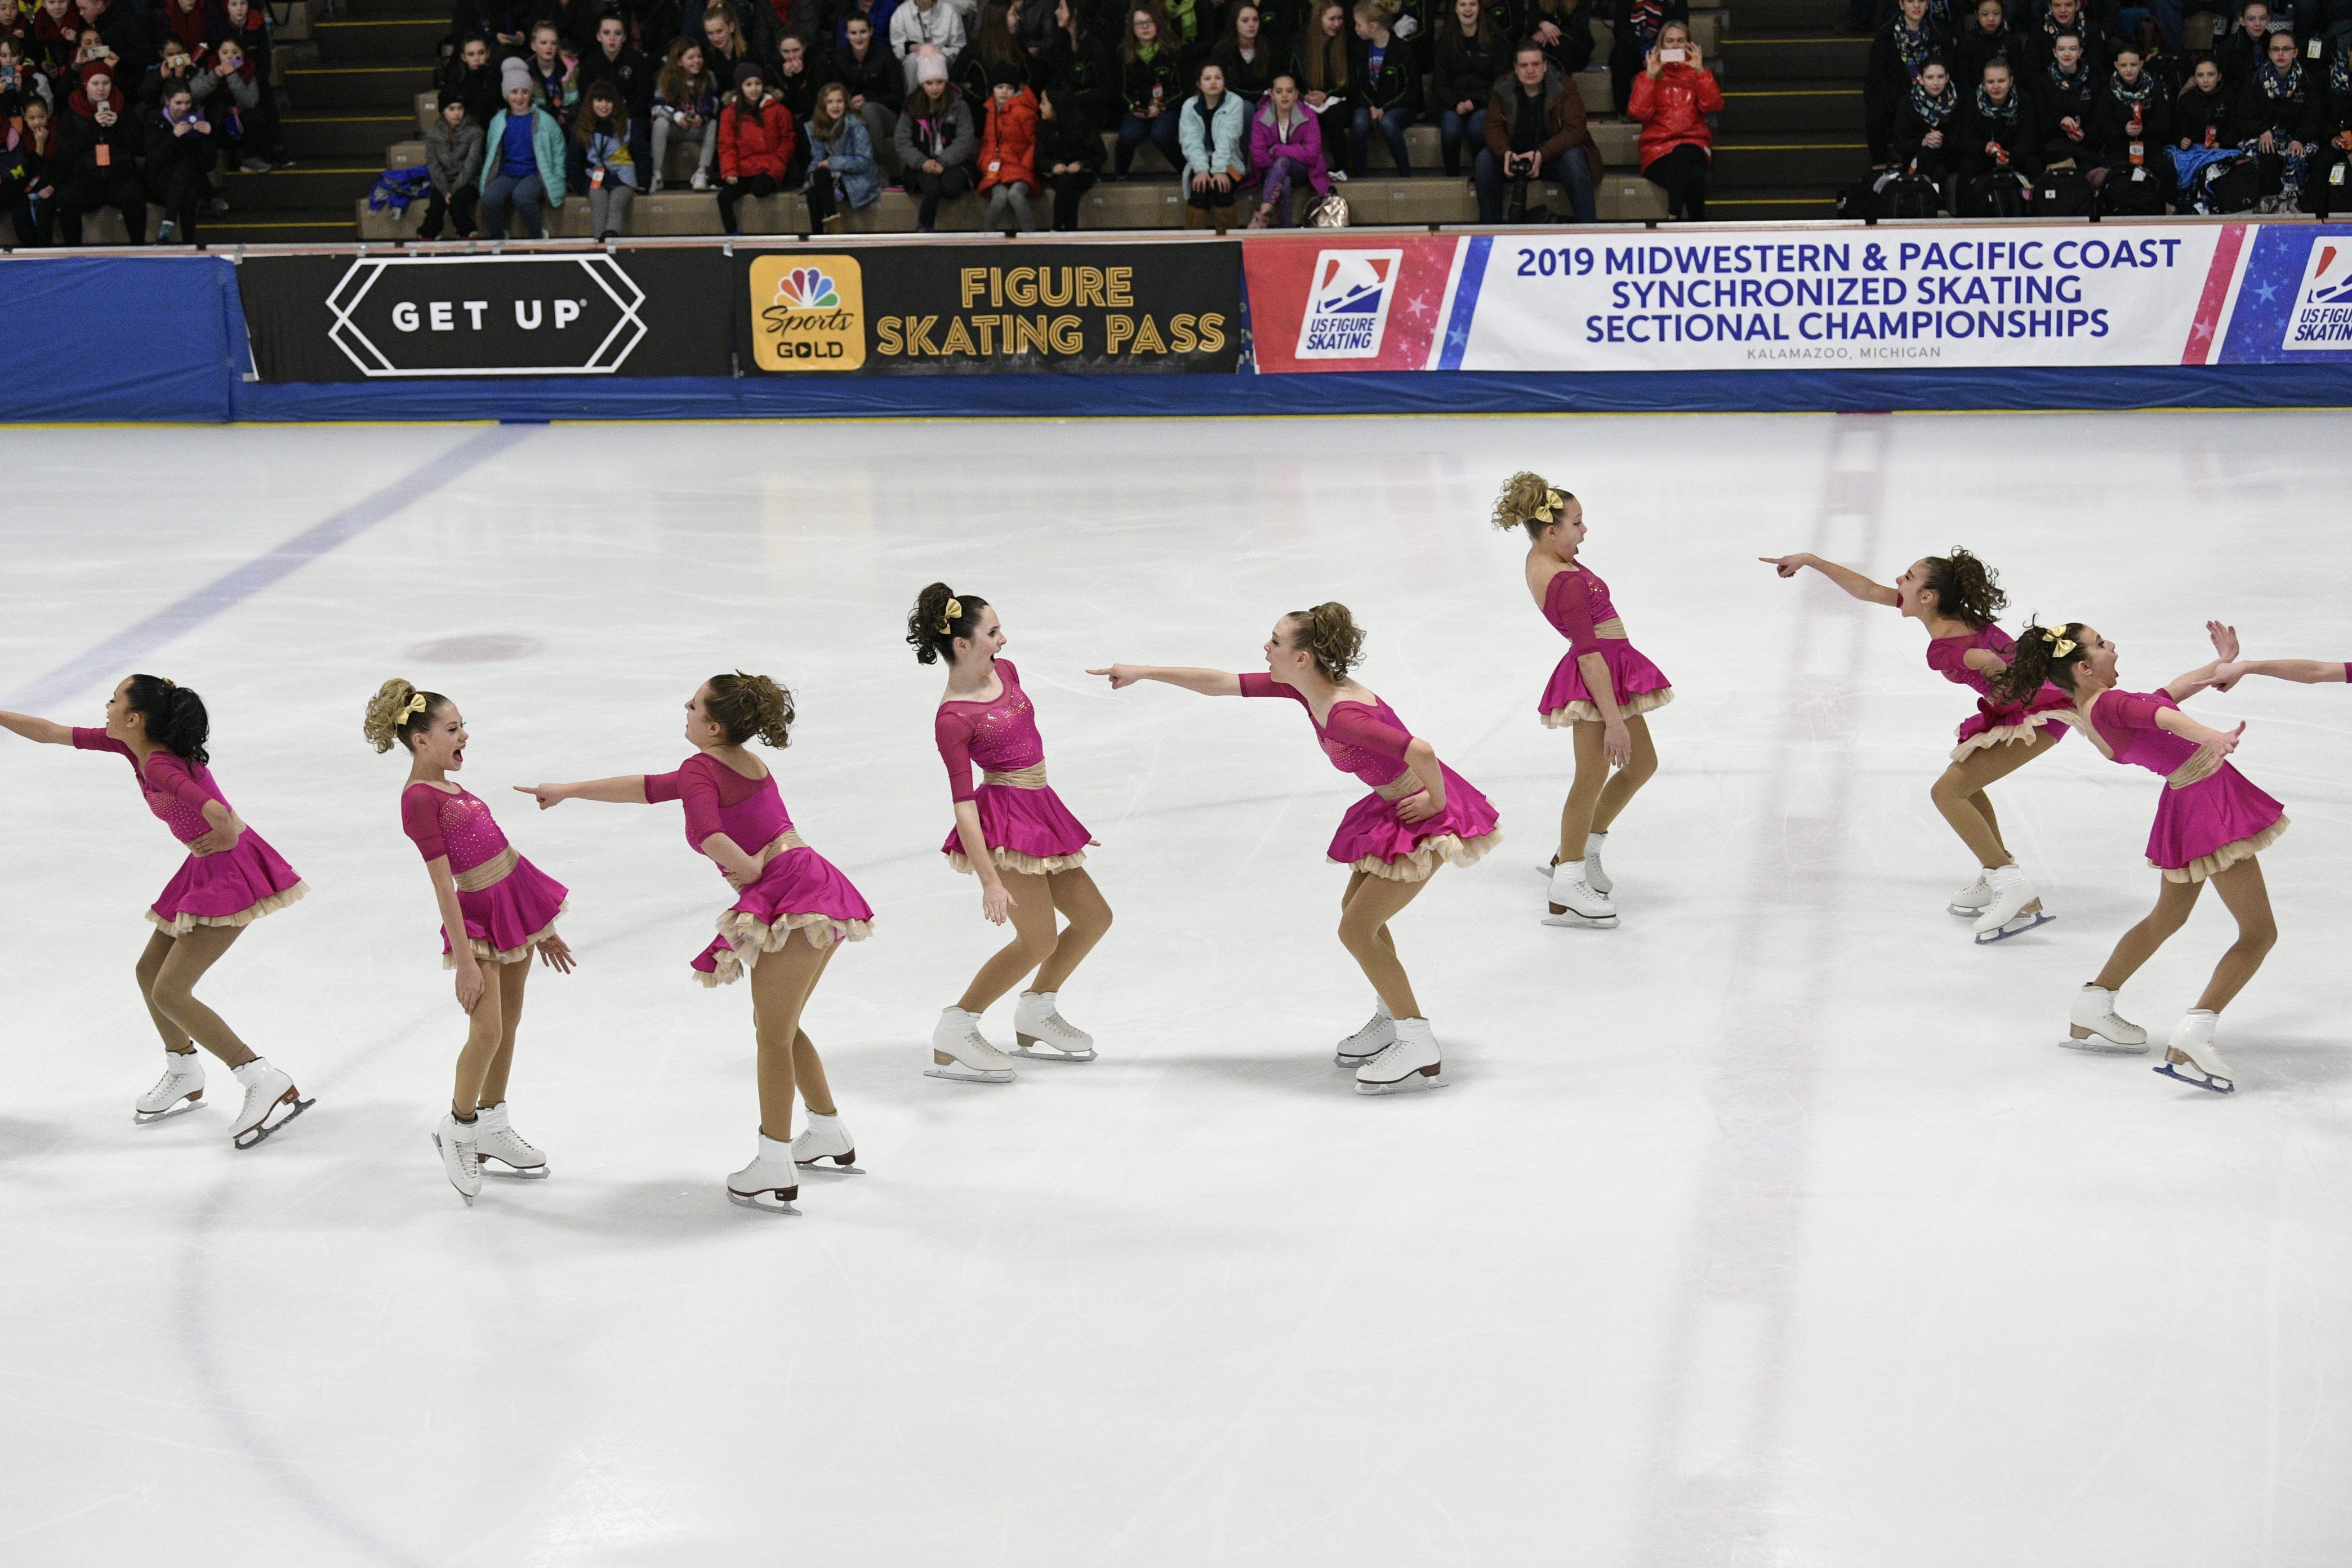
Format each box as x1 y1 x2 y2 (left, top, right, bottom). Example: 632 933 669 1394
1330 169 1349 182
228 1058 311 1150
434 1112 483 1205
2155 1010 2236 1093
2064 985 2149 1053
474 1102 549 1177
927 1006 1016 1083
648 174 665 193
1334 1000 1395 1068
135 1050 207 1123
792 1110 862 1172
1582 830 1612 894
1355 1016 1444 1094
1543 865 1619 928
1948 869 1993 914
1972 863 2051 943
690 167 711 190
727 1133 803 1213
1013 990 1096 1061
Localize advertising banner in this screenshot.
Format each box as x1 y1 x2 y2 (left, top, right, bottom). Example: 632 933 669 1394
1244 224 2351 375
239 250 732 381
737 242 1241 375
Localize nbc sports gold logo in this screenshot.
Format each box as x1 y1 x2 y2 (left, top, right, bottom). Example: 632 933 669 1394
750 255 866 372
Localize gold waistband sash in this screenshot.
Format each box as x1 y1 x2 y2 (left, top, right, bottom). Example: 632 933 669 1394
1376 773 1430 803
453 847 518 893
752 830 809 869
2166 748 2224 790
981 764 1050 789
1592 617 1629 640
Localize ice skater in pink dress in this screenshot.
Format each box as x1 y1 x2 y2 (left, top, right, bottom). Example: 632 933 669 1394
1493 473 1671 930
908 584 1112 1086
1091 602 1502 1094
365 680 575 1207
519 672 871 1213
1761 547 2072 943
1 675 311 1148
1992 622 2284 1094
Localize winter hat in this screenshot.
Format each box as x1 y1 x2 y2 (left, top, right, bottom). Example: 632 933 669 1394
914 50 950 84
500 56 532 93
988 62 1023 87
437 87 465 112
732 60 764 90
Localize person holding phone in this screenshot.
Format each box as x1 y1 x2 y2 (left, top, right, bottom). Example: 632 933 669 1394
1476 42 1598 222
1629 17 1720 217
142 79 212 242
55 64 145 243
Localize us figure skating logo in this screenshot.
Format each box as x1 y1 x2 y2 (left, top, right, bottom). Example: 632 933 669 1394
2282 240 2352 351
1297 248 1405 359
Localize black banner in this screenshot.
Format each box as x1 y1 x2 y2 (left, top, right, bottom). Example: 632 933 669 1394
736 242 1241 375
239 250 732 382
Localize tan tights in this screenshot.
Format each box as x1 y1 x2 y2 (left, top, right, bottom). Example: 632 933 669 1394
449 955 533 1119
1930 728 2057 870
1556 715 1658 866
2091 857 2277 1015
136 925 256 1068
954 866 1113 1014
1338 868 1432 1020
750 934 840 1143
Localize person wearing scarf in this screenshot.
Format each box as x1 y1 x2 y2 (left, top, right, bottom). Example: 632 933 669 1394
2242 30 2322 210
2034 29 2095 165
2090 43 2171 197
1888 52 1961 203
1866 0 1939 168
2311 38 2352 217
2030 0 2104 74
1958 56 2039 208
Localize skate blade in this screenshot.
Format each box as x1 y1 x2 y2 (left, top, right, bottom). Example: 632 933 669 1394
1946 902 1990 916
133 1098 206 1125
1011 1037 1096 1062
480 1161 551 1179
924 1064 1015 1084
1354 1066 1446 1095
2154 1061 2234 1094
795 1158 866 1175
2060 1034 2150 1055
232 1093 314 1150
1541 911 1619 929
1973 910 2055 944
727 1190 804 1214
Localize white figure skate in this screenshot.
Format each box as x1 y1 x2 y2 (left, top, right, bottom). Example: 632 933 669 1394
2154 1010 2235 1094
228 1058 312 1150
2063 985 2149 1053
1543 864 1619 929
474 1102 549 1177
1012 991 1096 1061
792 1111 863 1174
1354 1017 1445 1094
434 1112 482 1206
1334 1000 1395 1068
135 1051 207 1124
1582 829 1612 894
927 1007 1015 1084
727 1133 804 1213
1948 870 1993 916
1972 864 2052 943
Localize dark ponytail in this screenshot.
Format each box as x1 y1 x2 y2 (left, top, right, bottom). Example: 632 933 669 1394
1990 620 2088 705
907 582 990 665
705 670 796 748
1920 549 2007 629
124 673 209 764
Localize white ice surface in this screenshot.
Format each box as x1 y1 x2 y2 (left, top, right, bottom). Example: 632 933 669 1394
2 413 2349 1567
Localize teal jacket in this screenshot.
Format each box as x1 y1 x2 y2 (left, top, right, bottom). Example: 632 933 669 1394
478 107 568 201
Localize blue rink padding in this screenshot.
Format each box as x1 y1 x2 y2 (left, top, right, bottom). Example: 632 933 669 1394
4 253 2351 422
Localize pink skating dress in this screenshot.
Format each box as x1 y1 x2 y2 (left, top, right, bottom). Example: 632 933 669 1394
2073 689 2287 883
73 728 306 935
647 753 874 986
1240 675 1503 881
935 658 1097 875
1536 565 1673 728
400 782 568 967
1929 624 2074 761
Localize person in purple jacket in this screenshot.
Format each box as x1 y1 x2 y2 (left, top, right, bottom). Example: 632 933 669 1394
1246 73 1330 226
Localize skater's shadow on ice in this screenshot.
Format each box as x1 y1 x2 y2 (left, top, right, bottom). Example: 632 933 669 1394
499 1179 779 1244
1177 1052 1476 1097
2234 1035 2352 1094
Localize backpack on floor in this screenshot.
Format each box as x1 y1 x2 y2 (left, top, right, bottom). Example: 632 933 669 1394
1963 171 2030 217
1878 172 1943 218
2099 165 2168 215
1836 179 1881 220
2188 154 2260 213
2032 168 2095 216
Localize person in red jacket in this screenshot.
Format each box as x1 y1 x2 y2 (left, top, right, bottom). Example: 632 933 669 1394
978 64 1039 233
717 60 795 235
1627 20 1721 219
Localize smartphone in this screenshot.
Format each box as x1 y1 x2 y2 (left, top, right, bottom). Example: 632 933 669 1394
1661 46 1687 62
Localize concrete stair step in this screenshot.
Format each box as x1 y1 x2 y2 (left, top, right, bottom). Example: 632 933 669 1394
1700 182 1845 219
212 165 387 209
1720 0 1851 29
1715 85 1864 131
283 110 416 158
73 204 357 244
1710 133 1868 186
313 15 448 63
289 63 434 108
1713 35 1870 78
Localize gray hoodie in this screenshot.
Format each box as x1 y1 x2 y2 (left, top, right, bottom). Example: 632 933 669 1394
425 117 485 195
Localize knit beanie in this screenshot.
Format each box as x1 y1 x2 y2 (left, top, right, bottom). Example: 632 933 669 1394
915 50 950 84
500 56 532 94
733 60 764 90
989 62 1023 87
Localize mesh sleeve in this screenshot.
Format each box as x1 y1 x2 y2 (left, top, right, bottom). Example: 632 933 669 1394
400 785 448 862
1321 703 1413 761
71 727 132 758
141 752 215 814
1237 672 1309 705
1545 570 1601 658
674 755 726 848
936 707 977 805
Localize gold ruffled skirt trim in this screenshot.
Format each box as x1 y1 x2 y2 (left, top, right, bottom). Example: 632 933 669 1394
441 904 568 969
696 908 875 987
1542 687 1674 728
147 881 309 937
1948 718 2061 761
1338 828 1504 884
2158 817 2288 884
946 846 1090 876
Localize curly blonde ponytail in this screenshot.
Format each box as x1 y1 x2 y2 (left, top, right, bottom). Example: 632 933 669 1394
1284 602 1367 683
1491 471 1574 538
706 670 797 749
364 678 444 754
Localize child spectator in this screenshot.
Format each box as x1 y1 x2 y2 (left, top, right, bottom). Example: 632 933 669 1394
440 34 505 124
2088 43 2168 203
892 52 973 227
0 38 57 121
801 79 881 229
1294 0 1349 176
1630 18 1720 218
1348 0 1416 173
1112 3 1182 175
1952 0 2023 106
419 86 484 236
2213 1 2274 84
1043 0 1116 125
890 0 965 92
834 0 901 57
1208 3 1280 103
955 0 1022 106
56 63 143 243
716 60 792 233
2035 30 2097 167
1179 56 1247 228
26 0 83 81
481 57 567 237
1431 0 1503 179
1035 79 1100 226
1867 0 1940 170
140 36 197 109
652 36 718 189
977 62 1039 230
190 37 264 172
700 3 753 79
1246 69 1328 222
1889 52 1959 205
2026 0 2106 74
573 76 638 234
581 13 654 177
76 0 153 86
1477 44 1598 221
157 0 210 65
834 13 902 176
1 98 63 243
143 78 211 242
1957 56 2038 210
524 20 580 126
2241 28 2320 208
770 29 816 180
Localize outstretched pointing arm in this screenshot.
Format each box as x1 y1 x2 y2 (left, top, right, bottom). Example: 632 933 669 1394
1089 665 1244 697
1758 554 1903 608
0 711 74 746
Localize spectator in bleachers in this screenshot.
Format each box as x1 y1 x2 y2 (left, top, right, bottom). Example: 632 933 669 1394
1955 55 2038 209
1431 0 1503 177
772 28 818 178
1294 0 1351 175
191 37 264 171
583 14 656 181
139 36 197 109
1209 3 1280 101
55 63 144 242
1888 52 1959 202
1521 0 1597 78
955 1 1022 107
0 39 55 119
1347 0 1418 172
480 57 567 236
2171 54 2237 177
1177 56 1247 225
716 59 792 229
1 97 62 244
2213 0 2273 82
978 63 1039 228
1044 0 1116 123
442 35 506 123
834 0 901 59
701 3 754 81
2309 35 2348 215
2084 43 2167 202
1609 0 1687 116
1629 17 1718 215
524 19 581 125
418 87 484 235
1867 0 1940 169
1112 4 1183 174
2026 0 2105 71
447 0 534 62
1035 80 1102 224
890 0 965 92
1160 0 1208 48
1477 42 1598 219
2240 27 2320 206
574 75 639 233
652 37 719 187
2034 28 2096 166
1246 68 1328 219
893 51 974 225
75 0 151 86
1953 0 2022 93
801 79 881 226
157 0 209 64
833 14 902 174
26 0 81 82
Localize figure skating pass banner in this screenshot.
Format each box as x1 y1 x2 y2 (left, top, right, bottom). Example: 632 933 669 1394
1243 224 2352 375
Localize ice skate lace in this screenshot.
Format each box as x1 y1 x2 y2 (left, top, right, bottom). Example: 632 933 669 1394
146 1059 198 1101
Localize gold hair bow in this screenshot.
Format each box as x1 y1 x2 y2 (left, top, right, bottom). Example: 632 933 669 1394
161 676 177 689
936 596 963 635
2043 629 2076 659
398 693 428 722
1534 491 1562 524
